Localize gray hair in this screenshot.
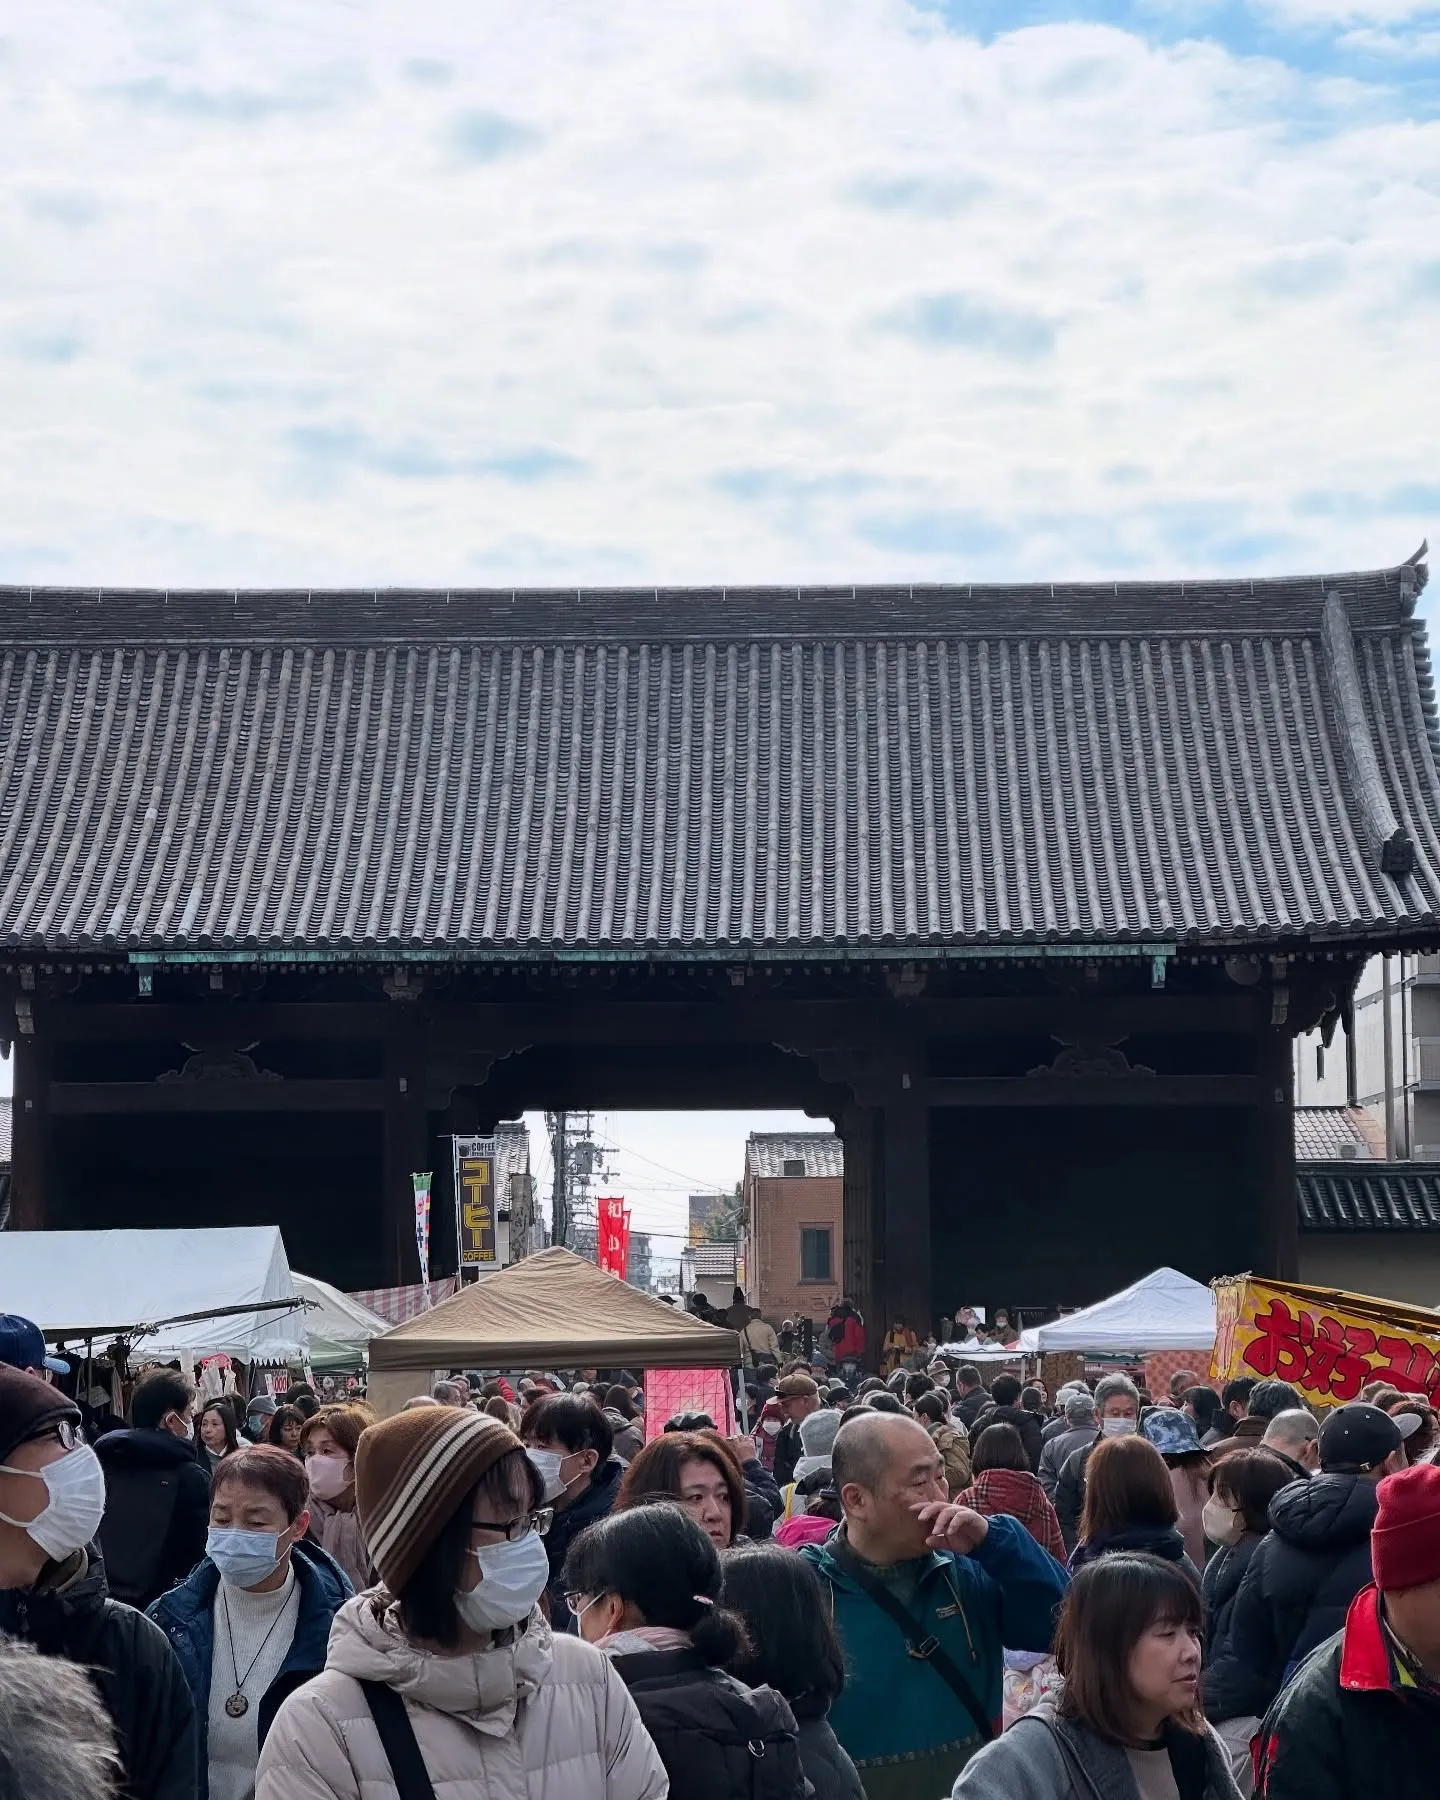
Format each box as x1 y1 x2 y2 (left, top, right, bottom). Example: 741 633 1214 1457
1262 1409 1319 1452
1094 1374 1140 1411
0 1638 120 1800
1063 1390 1097 1426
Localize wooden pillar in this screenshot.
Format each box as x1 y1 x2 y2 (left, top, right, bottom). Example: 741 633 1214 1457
9 1028 51 1231
382 1026 432 1286
880 1074 932 1346
1255 1021 1300 1281
839 1103 878 1339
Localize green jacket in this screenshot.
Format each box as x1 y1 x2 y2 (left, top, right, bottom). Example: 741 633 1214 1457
801 1517 1068 1800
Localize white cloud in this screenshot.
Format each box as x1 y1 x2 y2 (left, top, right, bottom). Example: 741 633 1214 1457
0 1 1437 588
1255 1 1439 20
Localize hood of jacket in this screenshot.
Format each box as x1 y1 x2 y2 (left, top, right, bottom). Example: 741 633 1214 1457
1267 1471 1378 1553
326 1590 555 1737
94 1425 200 1471
1072 1521 1190 1568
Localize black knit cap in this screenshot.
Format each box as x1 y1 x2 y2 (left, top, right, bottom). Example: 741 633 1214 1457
0 1364 80 1465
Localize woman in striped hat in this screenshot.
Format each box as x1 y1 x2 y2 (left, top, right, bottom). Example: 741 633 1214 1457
255 1407 667 1800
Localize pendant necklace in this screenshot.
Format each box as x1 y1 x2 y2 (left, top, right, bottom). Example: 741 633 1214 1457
221 1580 297 1719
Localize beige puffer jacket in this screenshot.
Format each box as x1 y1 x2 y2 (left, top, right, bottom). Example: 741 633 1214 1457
255 1591 669 1800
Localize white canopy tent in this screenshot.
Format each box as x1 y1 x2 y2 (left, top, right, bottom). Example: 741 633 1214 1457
0 1226 307 1365
1028 1267 1216 1356
292 1273 390 1370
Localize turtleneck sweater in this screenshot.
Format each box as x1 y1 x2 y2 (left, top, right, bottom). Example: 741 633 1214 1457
208 1564 300 1800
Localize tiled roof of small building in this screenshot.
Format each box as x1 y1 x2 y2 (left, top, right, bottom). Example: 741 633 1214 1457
687 1242 738 1276
746 1132 845 1179
1293 1106 1387 1162
1297 1164 1440 1230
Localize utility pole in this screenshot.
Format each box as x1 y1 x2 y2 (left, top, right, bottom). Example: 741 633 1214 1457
547 1110 569 1249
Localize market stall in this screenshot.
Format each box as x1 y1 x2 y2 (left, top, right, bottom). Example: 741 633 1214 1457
0 1226 308 1366
366 1246 741 1417
292 1273 391 1371
1028 1267 1217 1356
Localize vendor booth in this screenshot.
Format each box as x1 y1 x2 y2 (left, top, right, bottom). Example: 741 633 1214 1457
1028 1267 1217 1356
0 1225 308 1365
366 1246 741 1417
292 1272 391 1371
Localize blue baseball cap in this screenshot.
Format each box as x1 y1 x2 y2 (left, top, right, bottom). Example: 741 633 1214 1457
1143 1406 1202 1458
0 1314 70 1376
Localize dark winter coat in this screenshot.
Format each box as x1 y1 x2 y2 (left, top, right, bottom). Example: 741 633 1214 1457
95 1425 212 1609
970 1402 1044 1472
1054 1436 1100 1550
1226 1471 1380 1713
1038 1424 1096 1500
741 1453 782 1537
1201 1532 1268 1722
1069 1520 1202 1587
1255 1584 1440 1800
954 1386 989 1432
610 1644 808 1800
147 1539 352 1800
774 1418 803 1488
0 1544 199 1800
542 1454 624 1630
792 1695 865 1800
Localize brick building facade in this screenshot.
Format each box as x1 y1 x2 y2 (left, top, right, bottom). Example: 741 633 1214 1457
743 1132 844 1327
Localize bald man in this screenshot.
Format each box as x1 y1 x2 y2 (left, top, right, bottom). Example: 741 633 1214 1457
800 1412 1068 1800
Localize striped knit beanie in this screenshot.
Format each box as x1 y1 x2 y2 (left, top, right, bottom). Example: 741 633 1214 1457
355 1407 523 1593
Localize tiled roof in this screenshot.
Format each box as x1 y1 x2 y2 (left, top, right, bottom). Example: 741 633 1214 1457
1297 1164 1440 1230
687 1242 738 1277
0 1096 10 1166
1293 1106 1387 1162
0 558 1436 954
747 1132 845 1179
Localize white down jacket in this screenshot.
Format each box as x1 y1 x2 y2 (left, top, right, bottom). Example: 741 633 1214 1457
255 1591 668 1800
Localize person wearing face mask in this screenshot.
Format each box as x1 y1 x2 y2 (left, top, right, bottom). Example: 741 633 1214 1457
254 1407 666 1800
95 1367 213 1610
0 1362 199 1800
521 1392 624 1631
951 1555 1242 1800
1055 1373 1141 1553
297 1405 372 1594
149 1445 352 1800
1198 1451 1297 1794
563 1503 808 1800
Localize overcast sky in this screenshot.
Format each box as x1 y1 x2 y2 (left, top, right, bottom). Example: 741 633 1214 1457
3 2 1438 1243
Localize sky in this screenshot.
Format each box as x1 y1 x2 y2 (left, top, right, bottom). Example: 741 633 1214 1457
3 2 1439 1236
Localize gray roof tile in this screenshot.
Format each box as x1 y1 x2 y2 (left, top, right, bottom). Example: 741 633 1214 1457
1 558 1436 953
1292 1106 1386 1161
1297 1164 1440 1230
746 1132 844 1179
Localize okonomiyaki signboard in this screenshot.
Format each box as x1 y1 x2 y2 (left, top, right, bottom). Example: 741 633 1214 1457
1212 1275 1440 1409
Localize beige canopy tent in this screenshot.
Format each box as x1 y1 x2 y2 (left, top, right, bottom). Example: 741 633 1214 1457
366 1247 741 1417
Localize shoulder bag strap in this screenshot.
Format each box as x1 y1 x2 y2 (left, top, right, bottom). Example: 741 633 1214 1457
359 1680 439 1800
828 1543 996 1745
1015 1717 1106 1800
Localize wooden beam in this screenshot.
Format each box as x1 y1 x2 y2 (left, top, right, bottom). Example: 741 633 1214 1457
1255 1023 1300 1280
839 1103 878 1345
880 1080 931 1344
926 1075 1261 1108
48 1080 386 1114
10 1035 51 1230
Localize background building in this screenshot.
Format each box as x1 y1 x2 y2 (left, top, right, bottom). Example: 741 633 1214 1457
743 1131 844 1327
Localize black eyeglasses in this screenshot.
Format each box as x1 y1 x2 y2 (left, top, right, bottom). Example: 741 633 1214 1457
470 1507 553 1542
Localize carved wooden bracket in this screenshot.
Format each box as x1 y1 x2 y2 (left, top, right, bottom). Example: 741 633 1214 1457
158 1042 281 1084
1027 1037 1155 1080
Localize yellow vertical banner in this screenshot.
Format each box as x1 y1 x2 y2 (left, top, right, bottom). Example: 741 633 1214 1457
453 1136 498 1266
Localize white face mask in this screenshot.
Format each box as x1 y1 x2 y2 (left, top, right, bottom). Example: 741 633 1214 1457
454 1530 551 1631
1100 1416 1137 1437
1202 1497 1244 1547
525 1449 567 1503
0 1444 108 1562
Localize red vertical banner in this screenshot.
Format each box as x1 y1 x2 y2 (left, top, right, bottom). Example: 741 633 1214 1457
599 1196 628 1279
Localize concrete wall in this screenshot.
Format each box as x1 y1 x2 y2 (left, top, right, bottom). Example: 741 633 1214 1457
1299 1234 1440 1308
749 1172 843 1326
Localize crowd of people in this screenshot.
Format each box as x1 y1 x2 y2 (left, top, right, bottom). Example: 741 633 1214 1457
0 1305 1435 1799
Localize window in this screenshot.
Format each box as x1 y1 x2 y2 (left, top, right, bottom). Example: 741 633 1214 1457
782 1158 806 1178
800 1226 833 1282
1316 1045 1326 1081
